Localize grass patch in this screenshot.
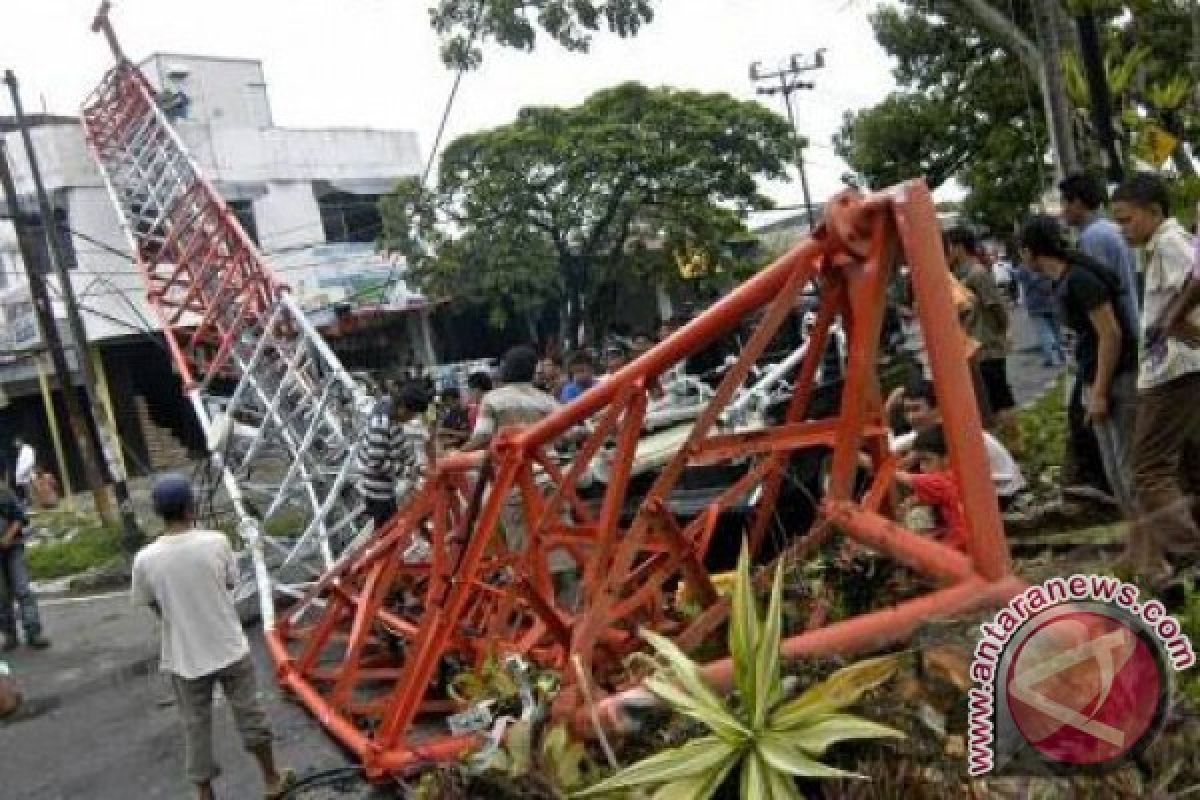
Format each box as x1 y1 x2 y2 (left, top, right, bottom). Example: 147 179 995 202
1017 375 1067 493
26 524 124 581
262 509 309 539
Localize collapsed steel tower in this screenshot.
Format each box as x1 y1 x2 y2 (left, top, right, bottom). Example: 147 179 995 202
82 4 1021 782
82 4 372 628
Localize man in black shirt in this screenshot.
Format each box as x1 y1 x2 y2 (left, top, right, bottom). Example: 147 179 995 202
1021 215 1138 517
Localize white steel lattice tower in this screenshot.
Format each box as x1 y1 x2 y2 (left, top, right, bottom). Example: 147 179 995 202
81 13 375 627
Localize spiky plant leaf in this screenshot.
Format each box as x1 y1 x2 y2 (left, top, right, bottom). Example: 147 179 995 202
730 539 760 709
570 735 735 798
763 760 804 800
757 730 864 779
783 713 904 757
741 751 771 800
752 561 786 728
640 629 732 720
644 672 749 744
768 653 899 729
648 750 740 800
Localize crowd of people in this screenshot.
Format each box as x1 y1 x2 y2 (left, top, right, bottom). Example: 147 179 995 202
1017 171 1200 589
887 170 1199 588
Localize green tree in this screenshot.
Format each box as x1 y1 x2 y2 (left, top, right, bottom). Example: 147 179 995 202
835 1 1050 233
836 1 1198 235
1061 1 1198 175
429 0 656 68
381 82 792 345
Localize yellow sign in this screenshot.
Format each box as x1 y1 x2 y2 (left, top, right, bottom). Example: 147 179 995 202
675 247 714 279
1138 124 1178 168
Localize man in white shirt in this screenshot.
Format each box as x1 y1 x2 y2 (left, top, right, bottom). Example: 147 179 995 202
887 379 1027 508
1113 173 1200 582
13 438 34 504
132 474 294 800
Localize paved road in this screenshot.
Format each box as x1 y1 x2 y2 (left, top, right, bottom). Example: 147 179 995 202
899 303 1065 409
1006 306 1067 408
0 592 383 799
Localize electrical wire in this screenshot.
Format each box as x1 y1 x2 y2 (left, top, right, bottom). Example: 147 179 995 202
277 765 367 798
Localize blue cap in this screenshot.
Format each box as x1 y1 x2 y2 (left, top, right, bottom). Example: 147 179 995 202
152 472 194 517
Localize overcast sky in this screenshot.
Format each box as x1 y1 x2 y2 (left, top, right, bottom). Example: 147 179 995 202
1 0 896 216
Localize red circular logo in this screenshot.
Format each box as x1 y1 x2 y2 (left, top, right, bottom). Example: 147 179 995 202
1005 609 1164 765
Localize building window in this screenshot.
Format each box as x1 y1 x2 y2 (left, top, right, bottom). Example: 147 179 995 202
17 209 77 274
317 191 382 245
228 200 259 246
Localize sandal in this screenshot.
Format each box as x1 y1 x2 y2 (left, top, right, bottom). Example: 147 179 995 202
265 768 297 800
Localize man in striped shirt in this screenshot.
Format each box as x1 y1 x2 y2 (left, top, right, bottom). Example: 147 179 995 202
357 382 430 528
464 346 558 452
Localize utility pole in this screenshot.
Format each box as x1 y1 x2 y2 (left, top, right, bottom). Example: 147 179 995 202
4 70 143 555
750 49 825 229
0 140 110 519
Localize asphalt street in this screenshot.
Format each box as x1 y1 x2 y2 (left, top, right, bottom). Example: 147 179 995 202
0 592 379 800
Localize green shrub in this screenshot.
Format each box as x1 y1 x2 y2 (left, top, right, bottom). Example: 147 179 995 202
1017 376 1067 492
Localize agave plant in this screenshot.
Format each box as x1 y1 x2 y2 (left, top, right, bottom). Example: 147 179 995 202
573 545 903 799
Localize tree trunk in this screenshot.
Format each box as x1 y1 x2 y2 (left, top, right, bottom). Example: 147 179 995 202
567 287 586 350
1075 11 1124 182
1032 0 1080 180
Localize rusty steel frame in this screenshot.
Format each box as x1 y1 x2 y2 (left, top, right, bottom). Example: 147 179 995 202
260 183 1020 779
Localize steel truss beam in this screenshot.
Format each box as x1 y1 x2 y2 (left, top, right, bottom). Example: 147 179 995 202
262 185 1021 779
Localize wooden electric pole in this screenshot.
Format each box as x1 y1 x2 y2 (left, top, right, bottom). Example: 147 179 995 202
4 70 143 554
0 139 113 518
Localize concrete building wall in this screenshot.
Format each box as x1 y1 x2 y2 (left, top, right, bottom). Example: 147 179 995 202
65 185 157 342
141 53 272 129
253 181 324 253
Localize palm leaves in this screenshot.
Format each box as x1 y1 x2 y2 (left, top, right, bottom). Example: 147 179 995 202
573 545 902 799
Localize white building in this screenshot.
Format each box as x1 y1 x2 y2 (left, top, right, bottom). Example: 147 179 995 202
0 53 428 485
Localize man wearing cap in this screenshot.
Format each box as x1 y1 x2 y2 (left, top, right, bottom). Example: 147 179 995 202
132 474 295 800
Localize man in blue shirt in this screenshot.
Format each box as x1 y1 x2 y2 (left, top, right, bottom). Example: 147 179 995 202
1015 262 1066 367
1060 173 1139 323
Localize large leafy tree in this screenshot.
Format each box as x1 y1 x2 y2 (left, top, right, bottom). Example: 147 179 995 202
380 83 792 344
836 1 1198 233
429 0 656 68
835 1 1049 232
